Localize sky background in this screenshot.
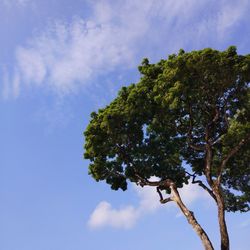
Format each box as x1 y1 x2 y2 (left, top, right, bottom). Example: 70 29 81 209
1 0 250 250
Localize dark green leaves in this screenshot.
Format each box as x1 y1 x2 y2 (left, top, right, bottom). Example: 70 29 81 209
84 47 250 212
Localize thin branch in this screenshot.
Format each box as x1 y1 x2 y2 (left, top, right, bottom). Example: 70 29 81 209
156 186 164 200
160 197 173 204
157 187 173 204
211 134 223 146
204 140 214 187
210 107 220 125
189 144 205 151
204 104 224 143
217 134 250 184
204 106 223 187
223 113 230 129
134 173 174 204
135 174 176 191
187 103 205 151
210 109 229 146
186 171 217 202
134 173 161 187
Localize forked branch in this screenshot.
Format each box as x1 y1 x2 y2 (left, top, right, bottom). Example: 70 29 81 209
157 187 173 204
186 171 217 202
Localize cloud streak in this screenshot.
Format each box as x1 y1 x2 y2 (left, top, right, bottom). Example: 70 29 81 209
14 18 135 95
2 0 249 99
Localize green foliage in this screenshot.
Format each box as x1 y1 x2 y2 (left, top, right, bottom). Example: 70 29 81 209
84 47 250 211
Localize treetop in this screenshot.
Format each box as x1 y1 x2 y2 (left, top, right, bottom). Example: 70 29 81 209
84 47 250 212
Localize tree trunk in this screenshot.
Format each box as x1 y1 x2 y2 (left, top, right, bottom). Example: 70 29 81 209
170 185 214 250
214 187 230 250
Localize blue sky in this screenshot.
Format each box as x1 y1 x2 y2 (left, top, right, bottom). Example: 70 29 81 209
1 0 250 249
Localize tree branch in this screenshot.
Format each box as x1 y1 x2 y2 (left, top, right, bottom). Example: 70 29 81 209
187 103 205 151
189 143 205 151
211 134 223 146
170 183 215 249
217 134 250 184
210 106 229 146
211 107 220 125
134 173 175 189
157 187 173 204
204 139 214 187
186 171 217 202
204 105 223 186
134 173 161 187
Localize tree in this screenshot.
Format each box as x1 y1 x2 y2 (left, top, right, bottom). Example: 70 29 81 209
84 47 250 250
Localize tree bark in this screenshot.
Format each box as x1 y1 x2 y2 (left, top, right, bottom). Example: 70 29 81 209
170 184 214 250
203 133 230 250
136 176 215 250
213 187 230 250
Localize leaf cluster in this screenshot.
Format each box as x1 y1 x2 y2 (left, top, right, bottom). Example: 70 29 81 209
84 47 250 211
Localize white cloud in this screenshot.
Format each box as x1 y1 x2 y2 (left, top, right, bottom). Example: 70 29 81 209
16 47 46 86
88 201 139 229
88 179 161 229
13 17 136 96
88 180 210 230
2 0 249 99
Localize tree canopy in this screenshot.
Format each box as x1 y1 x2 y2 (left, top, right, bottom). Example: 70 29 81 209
84 47 250 250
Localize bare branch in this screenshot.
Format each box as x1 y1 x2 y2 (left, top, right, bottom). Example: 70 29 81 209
186 171 217 202
193 180 217 202
156 186 164 200
134 173 161 187
217 134 250 184
157 187 173 204
160 197 173 204
134 172 176 189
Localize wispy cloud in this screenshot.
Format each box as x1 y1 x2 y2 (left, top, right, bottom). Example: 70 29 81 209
12 16 137 97
88 181 210 230
2 0 32 7
2 0 249 99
